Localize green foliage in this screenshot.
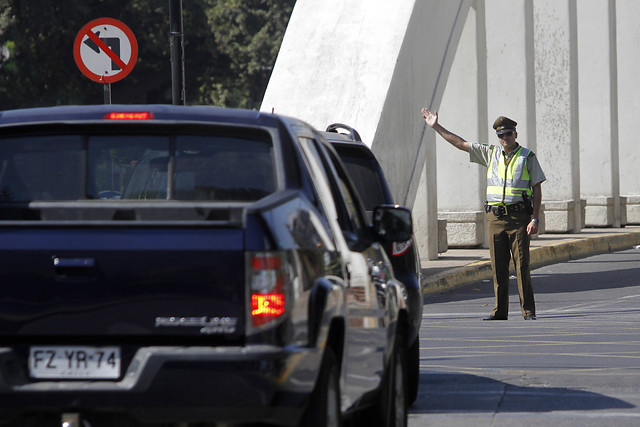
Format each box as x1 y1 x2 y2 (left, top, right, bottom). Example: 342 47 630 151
0 0 295 110
199 0 294 109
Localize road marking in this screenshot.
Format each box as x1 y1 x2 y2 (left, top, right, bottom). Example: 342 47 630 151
411 411 640 418
419 365 640 377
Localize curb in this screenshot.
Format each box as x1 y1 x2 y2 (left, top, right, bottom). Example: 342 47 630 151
422 230 640 296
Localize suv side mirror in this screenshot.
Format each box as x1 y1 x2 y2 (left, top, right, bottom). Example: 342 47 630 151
373 205 412 242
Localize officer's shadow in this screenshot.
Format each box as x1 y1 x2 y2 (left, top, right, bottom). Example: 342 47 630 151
411 372 634 412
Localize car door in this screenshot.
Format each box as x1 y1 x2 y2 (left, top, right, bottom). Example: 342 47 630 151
297 134 396 409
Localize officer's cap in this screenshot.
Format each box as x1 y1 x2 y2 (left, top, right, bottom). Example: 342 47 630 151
493 116 517 134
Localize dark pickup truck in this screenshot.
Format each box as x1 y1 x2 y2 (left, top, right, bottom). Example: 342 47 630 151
0 105 414 427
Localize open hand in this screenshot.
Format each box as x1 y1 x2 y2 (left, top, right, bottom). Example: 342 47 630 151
421 108 438 128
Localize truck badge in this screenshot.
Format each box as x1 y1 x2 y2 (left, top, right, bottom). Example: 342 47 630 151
154 316 238 335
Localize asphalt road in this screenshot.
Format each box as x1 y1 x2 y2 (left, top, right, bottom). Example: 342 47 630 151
410 247 640 426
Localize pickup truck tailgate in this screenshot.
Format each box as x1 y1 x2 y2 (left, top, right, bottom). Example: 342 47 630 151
0 228 245 339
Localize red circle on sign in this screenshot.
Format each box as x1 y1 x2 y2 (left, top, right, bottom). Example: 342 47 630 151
73 18 138 83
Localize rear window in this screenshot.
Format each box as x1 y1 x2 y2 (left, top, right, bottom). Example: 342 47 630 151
0 132 275 202
333 145 389 210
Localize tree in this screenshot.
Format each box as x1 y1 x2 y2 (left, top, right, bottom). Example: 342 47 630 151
0 0 295 110
199 0 295 109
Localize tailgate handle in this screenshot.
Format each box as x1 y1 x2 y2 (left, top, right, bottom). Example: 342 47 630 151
53 257 97 280
53 257 96 268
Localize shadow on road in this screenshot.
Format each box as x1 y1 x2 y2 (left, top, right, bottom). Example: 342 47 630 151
424 250 640 305
533 266 640 295
411 372 635 413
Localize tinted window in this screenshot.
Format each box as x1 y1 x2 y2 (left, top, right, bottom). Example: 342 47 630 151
0 136 84 201
299 137 369 249
88 136 166 200
121 136 275 201
333 146 389 210
0 132 275 202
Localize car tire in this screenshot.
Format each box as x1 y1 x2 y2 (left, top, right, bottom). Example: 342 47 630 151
407 336 420 405
300 349 342 427
363 330 408 427
389 333 409 427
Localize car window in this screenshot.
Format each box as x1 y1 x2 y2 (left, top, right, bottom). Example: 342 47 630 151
0 132 276 202
0 135 85 201
333 145 389 210
119 135 275 201
299 137 369 249
88 136 167 200
324 149 367 235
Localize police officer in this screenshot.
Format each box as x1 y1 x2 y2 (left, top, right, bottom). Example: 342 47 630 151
421 108 546 320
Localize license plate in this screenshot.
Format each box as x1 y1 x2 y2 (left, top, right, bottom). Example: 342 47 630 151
29 346 121 379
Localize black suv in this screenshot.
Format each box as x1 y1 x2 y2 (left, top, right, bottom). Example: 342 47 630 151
322 124 423 404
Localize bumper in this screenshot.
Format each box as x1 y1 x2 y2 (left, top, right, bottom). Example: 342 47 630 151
0 345 320 425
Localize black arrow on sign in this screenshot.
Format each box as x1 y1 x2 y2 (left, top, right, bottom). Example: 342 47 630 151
83 31 122 71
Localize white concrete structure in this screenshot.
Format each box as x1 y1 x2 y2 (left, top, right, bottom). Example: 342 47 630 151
577 0 622 228
262 0 640 260
617 0 640 224
436 2 486 248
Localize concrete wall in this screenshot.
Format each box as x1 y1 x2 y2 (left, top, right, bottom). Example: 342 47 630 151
261 0 414 145
262 0 471 259
433 0 635 246
577 0 622 227
617 0 640 224
435 2 486 248
262 0 640 259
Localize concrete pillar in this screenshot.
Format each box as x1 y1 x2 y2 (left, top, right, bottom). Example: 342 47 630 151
376 0 471 260
533 0 582 233
486 0 536 152
436 1 487 248
616 0 640 224
577 0 622 227
485 0 542 233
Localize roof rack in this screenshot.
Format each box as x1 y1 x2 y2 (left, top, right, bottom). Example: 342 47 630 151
325 123 362 142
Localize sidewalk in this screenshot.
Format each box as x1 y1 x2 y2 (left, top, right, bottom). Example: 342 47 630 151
420 225 640 295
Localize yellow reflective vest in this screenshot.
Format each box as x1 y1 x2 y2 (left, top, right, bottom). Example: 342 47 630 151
486 145 532 205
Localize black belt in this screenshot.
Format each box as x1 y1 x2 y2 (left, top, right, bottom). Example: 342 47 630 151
485 202 528 217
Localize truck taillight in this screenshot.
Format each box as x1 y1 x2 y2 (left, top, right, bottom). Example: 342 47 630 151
247 252 287 331
392 238 413 257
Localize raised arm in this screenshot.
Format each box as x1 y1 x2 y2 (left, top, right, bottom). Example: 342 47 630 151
421 108 470 153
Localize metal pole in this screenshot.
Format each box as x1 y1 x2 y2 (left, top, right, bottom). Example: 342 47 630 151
169 0 185 105
104 83 111 104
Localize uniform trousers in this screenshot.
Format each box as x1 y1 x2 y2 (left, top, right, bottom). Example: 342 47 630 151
486 211 535 317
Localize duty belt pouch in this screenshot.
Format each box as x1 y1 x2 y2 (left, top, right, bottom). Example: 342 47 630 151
485 203 505 217
521 191 534 214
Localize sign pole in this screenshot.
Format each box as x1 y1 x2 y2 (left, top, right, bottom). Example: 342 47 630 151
104 82 112 104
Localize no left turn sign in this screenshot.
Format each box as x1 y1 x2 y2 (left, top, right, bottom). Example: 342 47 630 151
74 18 138 83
